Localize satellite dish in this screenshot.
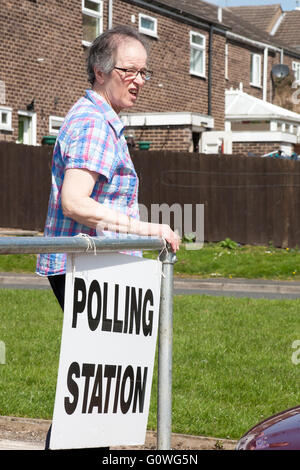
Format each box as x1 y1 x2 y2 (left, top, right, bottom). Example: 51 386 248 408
271 64 290 80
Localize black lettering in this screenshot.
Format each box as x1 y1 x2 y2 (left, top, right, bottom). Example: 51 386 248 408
104 365 116 413
113 284 123 333
120 366 134 414
113 365 122 413
64 362 80 415
129 287 142 335
88 364 103 414
132 367 148 413
123 286 130 333
81 363 95 413
87 280 101 331
142 290 154 336
72 278 86 328
102 282 112 332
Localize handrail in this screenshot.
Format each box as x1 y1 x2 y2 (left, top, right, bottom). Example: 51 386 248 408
0 235 165 254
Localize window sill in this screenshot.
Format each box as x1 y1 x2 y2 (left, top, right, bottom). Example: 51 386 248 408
190 71 206 79
0 127 13 132
250 82 262 89
139 29 158 39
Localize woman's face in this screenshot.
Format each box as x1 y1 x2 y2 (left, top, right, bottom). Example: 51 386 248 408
95 39 148 114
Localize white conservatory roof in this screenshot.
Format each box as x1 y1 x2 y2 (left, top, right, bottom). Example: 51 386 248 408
226 89 300 124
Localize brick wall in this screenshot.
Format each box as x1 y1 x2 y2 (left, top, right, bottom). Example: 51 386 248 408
232 141 282 156
125 126 194 152
0 0 90 144
0 0 226 147
226 39 282 102
106 0 225 128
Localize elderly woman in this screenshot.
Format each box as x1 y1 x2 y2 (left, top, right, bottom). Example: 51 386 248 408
36 25 180 309
38 25 180 451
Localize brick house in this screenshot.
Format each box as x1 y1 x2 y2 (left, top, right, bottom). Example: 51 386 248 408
0 0 228 152
223 3 300 156
1 0 300 156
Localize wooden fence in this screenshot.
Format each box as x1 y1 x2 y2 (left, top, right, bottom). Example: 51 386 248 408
0 143 53 231
1 142 300 248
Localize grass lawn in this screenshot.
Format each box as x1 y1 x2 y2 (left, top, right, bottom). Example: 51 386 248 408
144 241 300 280
0 254 37 274
2 241 299 280
1 289 300 440
2 240 300 282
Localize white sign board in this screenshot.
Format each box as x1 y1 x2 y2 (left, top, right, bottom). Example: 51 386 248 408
49 252 162 450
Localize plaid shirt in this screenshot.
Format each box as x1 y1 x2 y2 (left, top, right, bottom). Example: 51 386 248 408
36 90 140 276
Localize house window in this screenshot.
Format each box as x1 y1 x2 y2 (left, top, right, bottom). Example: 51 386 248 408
17 111 36 145
138 14 157 38
190 31 206 78
82 0 103 46
292 61 300 82
0 106 12 131
250 53 261 87
49 116 64 135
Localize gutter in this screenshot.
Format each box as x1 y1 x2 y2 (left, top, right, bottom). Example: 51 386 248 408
227 31 284 61
123 0 229 33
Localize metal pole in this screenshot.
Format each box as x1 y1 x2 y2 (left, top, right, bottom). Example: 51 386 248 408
157 249 176 450
0 236 165 254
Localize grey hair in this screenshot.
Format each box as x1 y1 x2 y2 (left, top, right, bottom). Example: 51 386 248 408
86 25 149 85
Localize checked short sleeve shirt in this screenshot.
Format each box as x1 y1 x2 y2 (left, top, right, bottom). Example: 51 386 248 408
36 90 140 276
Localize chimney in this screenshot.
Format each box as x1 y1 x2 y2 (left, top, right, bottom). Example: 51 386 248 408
218 7 222 22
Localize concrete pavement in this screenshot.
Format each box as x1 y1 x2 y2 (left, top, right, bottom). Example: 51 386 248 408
173 277 300 299
0 439 44 450
1 271 300 299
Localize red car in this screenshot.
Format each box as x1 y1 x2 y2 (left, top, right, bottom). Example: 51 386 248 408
236 405 300 450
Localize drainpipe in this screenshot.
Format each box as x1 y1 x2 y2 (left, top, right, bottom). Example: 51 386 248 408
208 25 214 117
108 0 113 29
263 47 268 101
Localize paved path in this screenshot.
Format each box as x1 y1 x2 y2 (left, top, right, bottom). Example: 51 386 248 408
1 271 300 299
0 439 44 450
174 277 300 299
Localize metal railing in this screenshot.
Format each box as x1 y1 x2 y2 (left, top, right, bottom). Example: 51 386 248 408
0 235 176 450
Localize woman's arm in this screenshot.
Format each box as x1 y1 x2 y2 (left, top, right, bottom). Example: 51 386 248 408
61 168 180 252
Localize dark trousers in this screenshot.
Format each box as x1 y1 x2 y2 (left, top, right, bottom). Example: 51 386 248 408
48 274 66 311
46 274 108 452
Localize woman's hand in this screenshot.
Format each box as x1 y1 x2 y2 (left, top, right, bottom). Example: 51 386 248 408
151 223 181 253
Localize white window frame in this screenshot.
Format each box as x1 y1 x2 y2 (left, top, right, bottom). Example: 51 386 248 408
138 13 158 38
292 61 300 83
0 106 13 131
250 53 262 88
17 110 37 146
190 31 206 78
82 0 103 47
49 115 64 136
